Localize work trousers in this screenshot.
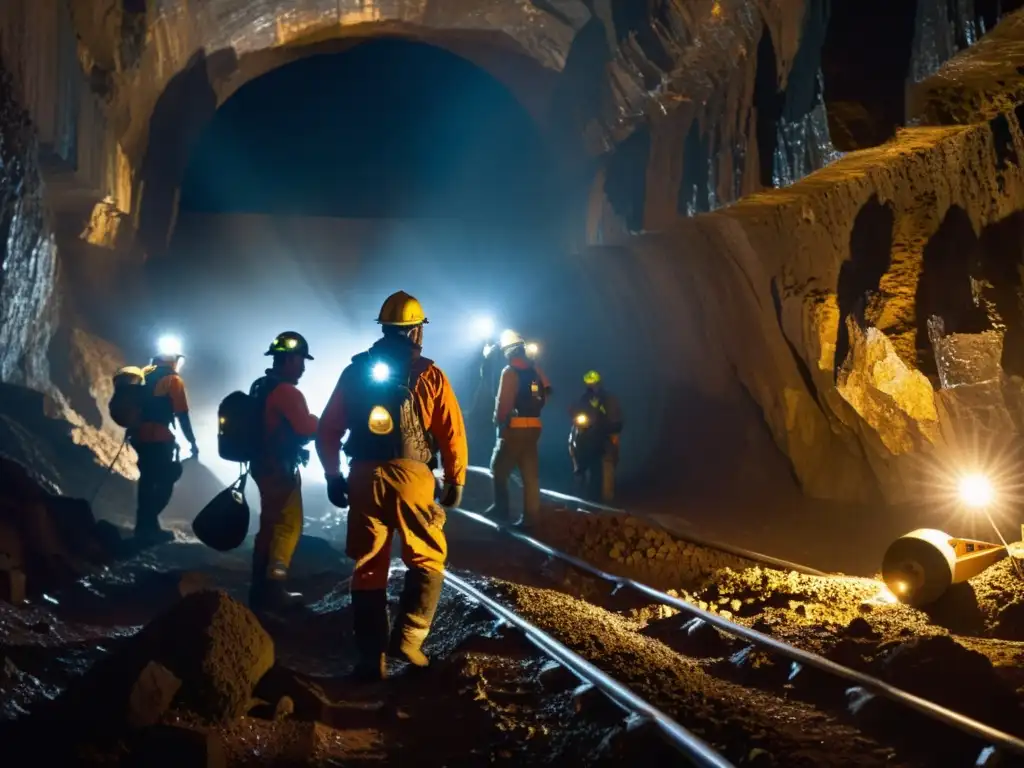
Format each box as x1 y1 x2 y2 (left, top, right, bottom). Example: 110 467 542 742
490 427 541 525
253 468 304 579
133 442 179 533
347 459 447 592
580 455 616 503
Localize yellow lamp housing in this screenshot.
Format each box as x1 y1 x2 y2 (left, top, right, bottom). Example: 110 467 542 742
368 405 394 435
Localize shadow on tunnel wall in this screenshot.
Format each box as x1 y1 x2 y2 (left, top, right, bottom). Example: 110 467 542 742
834 195 894 379
914 205 992 378
568 241 804 507
979 210 1024 376
136 49 238 257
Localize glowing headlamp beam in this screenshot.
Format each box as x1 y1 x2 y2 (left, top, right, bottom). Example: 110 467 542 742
157 334 183 357
472 316 496 340
371 362 390 382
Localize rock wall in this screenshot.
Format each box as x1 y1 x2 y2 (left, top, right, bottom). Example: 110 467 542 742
1 0 1023 505
604 8 1024 502
0 59 57 391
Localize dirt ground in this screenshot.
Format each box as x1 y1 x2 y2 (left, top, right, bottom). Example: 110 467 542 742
1 460 1024 765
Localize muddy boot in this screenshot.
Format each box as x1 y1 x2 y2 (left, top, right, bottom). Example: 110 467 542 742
351 589 390 682
249 554 269 612
263 578 305 613
133 524 174 546
388 569 445 668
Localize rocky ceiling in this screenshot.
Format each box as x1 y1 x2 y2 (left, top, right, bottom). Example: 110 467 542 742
3 0 1024 504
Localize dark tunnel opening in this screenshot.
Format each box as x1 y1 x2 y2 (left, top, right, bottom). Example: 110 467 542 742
678 119 711 216
604 126 650 234
834 196 895 378
753 25 782 189
915 205 992 377
821 0 917 150
978 211 1024 376
134 37 611 498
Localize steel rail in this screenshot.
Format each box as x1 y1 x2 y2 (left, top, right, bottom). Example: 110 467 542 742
464 465 828 577
452 506 1024 758
442 569 735 768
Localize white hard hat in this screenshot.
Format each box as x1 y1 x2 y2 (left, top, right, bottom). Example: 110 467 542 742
499 329 524 352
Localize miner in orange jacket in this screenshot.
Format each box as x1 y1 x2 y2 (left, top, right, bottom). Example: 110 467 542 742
486 330 551 528
131 350 198 544
316 291 468 682
248 332 320 614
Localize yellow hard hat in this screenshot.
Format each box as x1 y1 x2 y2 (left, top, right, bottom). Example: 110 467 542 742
377 291 429 327
583 370 601 386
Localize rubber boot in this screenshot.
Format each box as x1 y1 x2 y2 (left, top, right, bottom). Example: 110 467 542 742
249 553 269 612
350 589 390 682
263 578 305 613
388 569 445 668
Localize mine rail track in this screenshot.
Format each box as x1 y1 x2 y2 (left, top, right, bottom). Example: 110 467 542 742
456 466 1024 761
441 570 734 767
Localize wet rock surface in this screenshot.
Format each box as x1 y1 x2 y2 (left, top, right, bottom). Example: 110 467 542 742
0 56 57 392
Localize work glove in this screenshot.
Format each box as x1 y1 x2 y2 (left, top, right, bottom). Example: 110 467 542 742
326 475 349 509
438 483 463 509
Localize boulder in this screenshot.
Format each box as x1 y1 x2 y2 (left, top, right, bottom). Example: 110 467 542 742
51 590 274 737
0 456 121 595
126 661 182 729
141 590 275 722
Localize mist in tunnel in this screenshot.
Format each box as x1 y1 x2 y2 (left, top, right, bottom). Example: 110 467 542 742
138 38 595 494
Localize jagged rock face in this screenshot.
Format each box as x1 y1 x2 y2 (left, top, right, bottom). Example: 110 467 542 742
2 0 1024 505
0 62 57 392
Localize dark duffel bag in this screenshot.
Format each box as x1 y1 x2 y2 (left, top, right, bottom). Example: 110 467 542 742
192 473 250 552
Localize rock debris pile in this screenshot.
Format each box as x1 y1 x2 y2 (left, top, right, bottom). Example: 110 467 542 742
543 510 755 589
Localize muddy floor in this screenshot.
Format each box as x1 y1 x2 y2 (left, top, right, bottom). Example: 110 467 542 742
2 470 1024 766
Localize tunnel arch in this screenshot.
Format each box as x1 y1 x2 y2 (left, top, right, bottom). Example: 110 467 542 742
139 35 598 487
130 14 578 256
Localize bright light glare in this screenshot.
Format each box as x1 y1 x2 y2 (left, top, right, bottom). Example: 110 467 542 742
472 316 496 339
371 362 390 382
483 343 495 358
958 473 995 508
525 342 539 357
157 334 183 356
575 413 589 426
499 329 520 349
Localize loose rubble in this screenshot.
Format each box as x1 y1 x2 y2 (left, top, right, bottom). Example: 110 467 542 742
540 510 755 589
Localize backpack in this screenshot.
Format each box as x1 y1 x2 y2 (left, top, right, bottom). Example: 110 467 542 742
513 365 546 419
217 378 280 463
109 367 147 429
343 352 433 465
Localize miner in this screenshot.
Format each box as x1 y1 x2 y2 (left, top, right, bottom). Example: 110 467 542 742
247 332 320 614
130 349 198 543
486 330 551 527
569 370 623 503
316 291 468 682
